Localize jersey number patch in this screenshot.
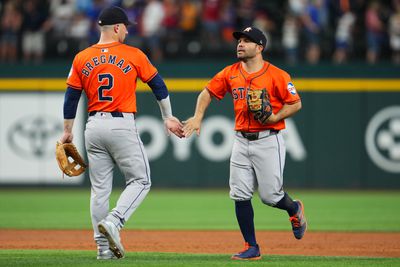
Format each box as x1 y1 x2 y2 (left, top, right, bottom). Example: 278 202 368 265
98 73 114 102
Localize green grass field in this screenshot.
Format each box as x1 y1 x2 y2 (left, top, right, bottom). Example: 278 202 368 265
0 189 399 267
0 189 399 231
0 250 398 267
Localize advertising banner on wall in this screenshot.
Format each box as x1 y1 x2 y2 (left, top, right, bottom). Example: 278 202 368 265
0 89 399 188
0 93 85 184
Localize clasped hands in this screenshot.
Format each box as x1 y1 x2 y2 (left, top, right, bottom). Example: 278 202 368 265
164 116 201 138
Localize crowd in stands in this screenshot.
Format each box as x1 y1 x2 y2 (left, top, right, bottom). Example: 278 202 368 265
0 0 399 65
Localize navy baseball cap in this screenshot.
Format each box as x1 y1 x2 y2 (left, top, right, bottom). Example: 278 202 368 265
98 6 135 26
233 27 267 49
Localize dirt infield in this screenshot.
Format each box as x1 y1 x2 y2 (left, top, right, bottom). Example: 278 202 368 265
1 229 399 257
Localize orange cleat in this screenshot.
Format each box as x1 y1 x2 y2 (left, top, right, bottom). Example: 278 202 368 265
289 200 307 240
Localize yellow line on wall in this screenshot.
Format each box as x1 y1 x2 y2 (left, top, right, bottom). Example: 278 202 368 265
0 78 399 92
294 79 400 92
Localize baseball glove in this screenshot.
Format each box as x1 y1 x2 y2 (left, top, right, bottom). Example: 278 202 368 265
247 88 273 124
56 142 87 177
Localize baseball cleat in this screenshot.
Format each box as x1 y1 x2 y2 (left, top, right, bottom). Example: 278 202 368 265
231 242 261 260
97 249 117 260
98 220 125 259
289 200 307 240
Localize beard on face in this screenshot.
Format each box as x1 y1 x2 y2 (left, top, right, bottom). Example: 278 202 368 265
238 54 248 62
237 49 253 62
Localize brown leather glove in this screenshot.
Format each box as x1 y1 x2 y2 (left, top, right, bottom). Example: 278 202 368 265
56 142 87 177
247 88 273 124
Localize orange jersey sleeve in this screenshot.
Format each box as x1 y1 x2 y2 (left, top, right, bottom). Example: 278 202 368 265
205 67 230 100
66 42 157 113
269 65 300 105
67 56 83 90
206 61 301 132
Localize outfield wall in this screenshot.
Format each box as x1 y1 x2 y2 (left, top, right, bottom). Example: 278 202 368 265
0 63 399 188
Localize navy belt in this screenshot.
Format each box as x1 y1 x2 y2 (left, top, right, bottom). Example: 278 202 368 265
89 111 134 118
240 129 279 141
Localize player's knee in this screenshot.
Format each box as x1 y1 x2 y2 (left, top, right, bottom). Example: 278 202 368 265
126 178 151 189
260 196 277 207
229 189 253 201
231 196 252 202
141 182 151 191
141 180 151 189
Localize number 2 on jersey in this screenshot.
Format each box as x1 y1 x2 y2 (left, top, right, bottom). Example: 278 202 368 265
98 73 114 102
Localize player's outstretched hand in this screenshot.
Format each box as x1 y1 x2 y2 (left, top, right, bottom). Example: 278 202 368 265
59 132 73 144
182 117 201 137
164 116 184 138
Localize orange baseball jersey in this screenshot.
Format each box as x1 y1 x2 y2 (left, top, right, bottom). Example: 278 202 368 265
206 61 300 132
67 41 157 113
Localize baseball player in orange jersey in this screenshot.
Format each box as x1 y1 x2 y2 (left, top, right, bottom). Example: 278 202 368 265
183 27 307 260
59 6 184 260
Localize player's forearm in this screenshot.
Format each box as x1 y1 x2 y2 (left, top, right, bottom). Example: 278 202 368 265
193 89 212 121
148 74 174 120
274 101 302 122
63 119 75 134
157 96 173 120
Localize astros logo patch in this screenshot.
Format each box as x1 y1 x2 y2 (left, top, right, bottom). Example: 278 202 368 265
287 82 296 95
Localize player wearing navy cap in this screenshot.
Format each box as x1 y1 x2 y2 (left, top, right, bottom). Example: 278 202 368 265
184 26 307 260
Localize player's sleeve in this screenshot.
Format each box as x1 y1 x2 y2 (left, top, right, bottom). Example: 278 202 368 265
147 74 172 119
205 68 229 100
147 73 168 100
135 49 158 83
63 87 82 119
66 56 83 90
275 71 300 104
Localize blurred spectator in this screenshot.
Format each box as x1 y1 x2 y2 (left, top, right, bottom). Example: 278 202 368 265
68 11 91 51
332 0 356 64
389 1 400 64
45 0 76 56
301 0 325 64
318 0 330 32
163 0 181 56
180 0 201 55
120 0 145 49
47 0 75 37
76 0 93 13
21 0 49 64
142 0 165 62
163 0 180 30
122 0 144 38
236 0 256 29
365 1 386 64
85 0 107 45
0 0 23 63
282 14 300 64
253 11 275 51
201 0 222 51
220 0 235 45
288 0 307 16
180 0 200 35
0 0 397 64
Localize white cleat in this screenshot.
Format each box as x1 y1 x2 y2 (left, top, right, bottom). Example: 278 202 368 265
98 220 125 259
97 249 117 260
